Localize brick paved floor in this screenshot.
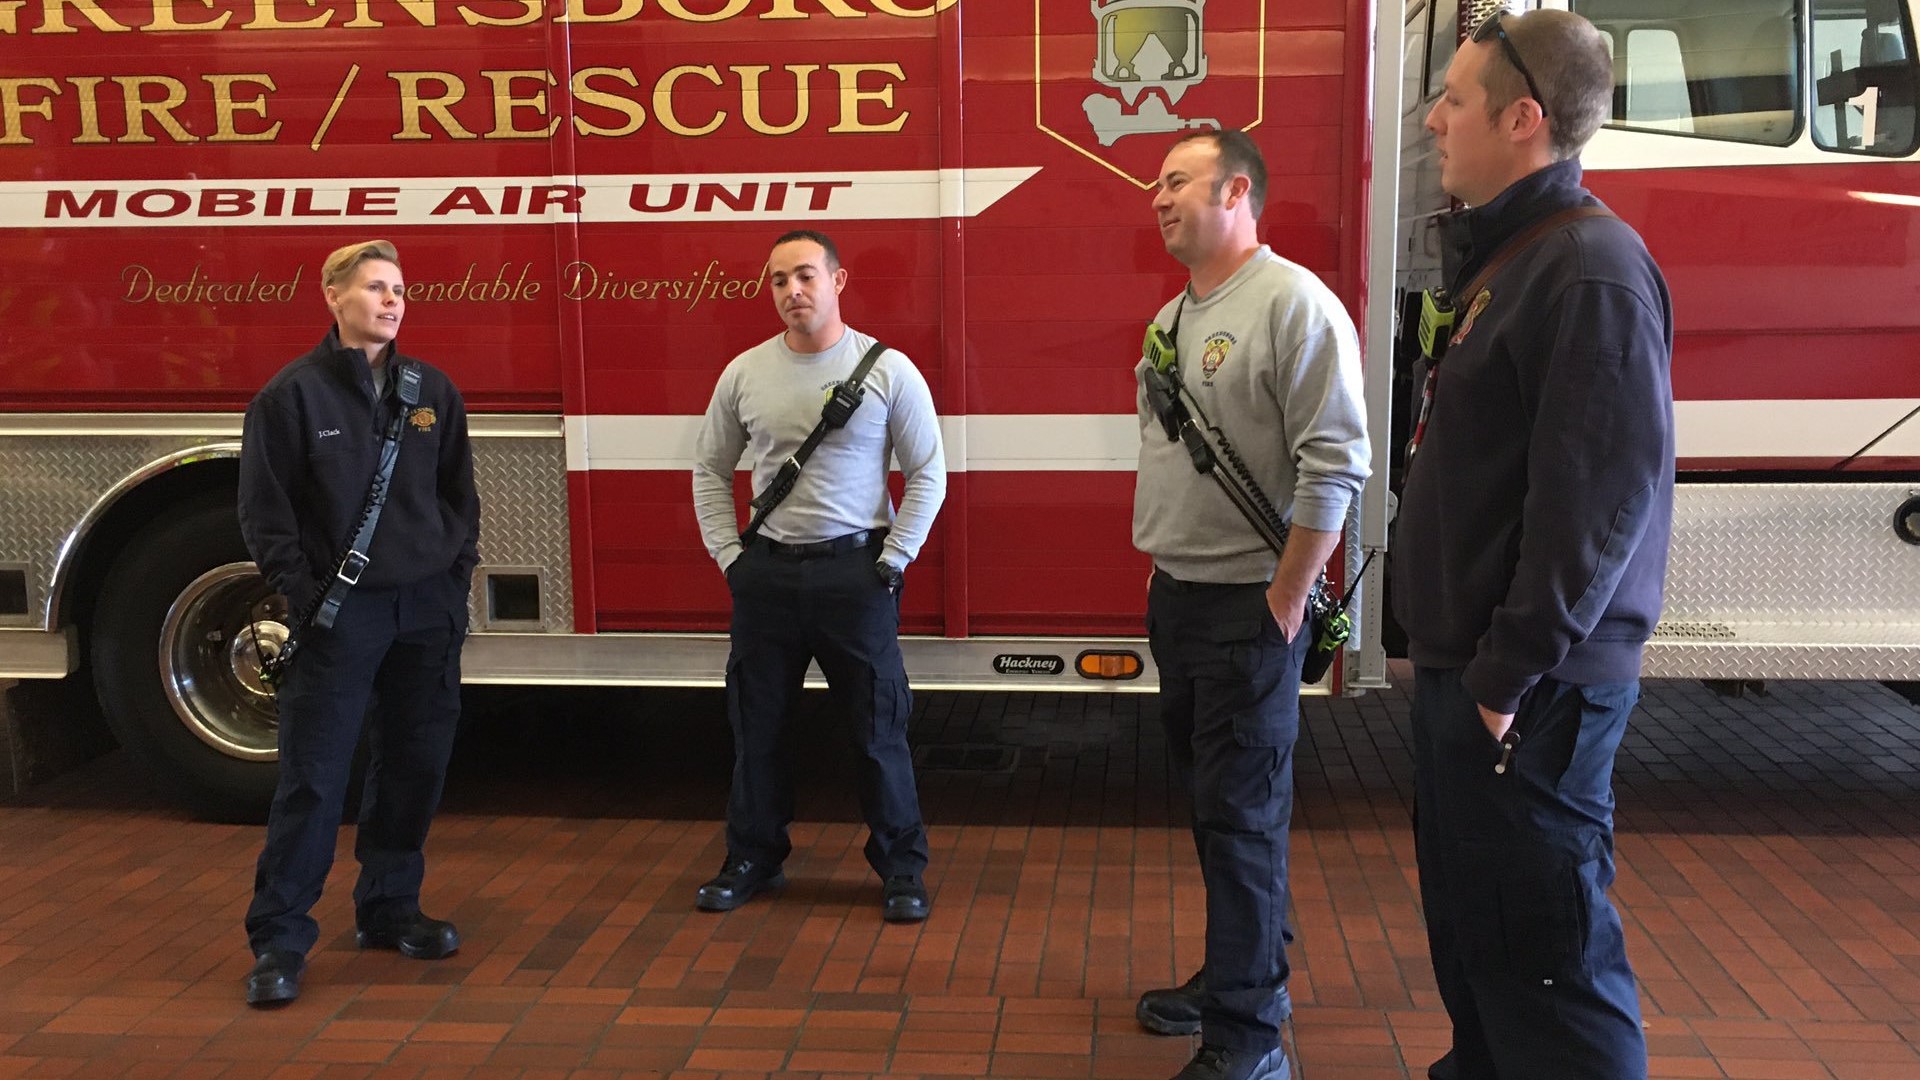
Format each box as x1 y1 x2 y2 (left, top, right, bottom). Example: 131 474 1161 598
0 670 1916 1079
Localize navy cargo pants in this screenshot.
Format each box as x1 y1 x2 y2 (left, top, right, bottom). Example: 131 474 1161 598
1412 666 1646 1080
245 573 467 957
723 532 928 880
1146 570 1307 1054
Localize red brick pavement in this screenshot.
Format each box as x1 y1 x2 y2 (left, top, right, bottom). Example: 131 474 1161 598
0 673 1915 1079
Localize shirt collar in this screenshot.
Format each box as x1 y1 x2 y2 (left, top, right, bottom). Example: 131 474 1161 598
1442 159 1592 292
322 326 398 402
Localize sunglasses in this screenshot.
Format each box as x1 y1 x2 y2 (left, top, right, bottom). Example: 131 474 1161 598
1472 12 1549 119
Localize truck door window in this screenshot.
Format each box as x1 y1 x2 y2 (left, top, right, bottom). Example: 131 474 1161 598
1573 0 1801 145
1811 0 1920 155
1420 0 1461 101
1625 29 1692 125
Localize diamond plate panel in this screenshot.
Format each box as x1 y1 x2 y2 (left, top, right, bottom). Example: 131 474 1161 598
0 435 229 628
471 434 573 632
1643 643 1920 680
1664 483 1920 622
1466 1 1517 29
0 418 572 633
1649 483 1920 679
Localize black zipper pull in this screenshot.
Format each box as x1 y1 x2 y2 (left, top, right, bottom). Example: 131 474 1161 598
1494 730 1521 775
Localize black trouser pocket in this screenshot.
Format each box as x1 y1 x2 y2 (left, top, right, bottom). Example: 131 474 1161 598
870 675 910 743
1195 615 1285 748
1457 835 1598 982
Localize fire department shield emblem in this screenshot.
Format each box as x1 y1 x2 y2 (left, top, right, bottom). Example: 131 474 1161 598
408 407 436 432
1200 333 1233 380
1036 0 1268 187
1450 289 1493 348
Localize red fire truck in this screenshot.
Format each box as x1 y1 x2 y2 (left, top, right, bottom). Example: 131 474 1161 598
3 0 1916 814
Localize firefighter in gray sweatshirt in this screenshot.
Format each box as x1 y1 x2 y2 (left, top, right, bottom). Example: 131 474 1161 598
1131 132 1370 1080
690 229 946 924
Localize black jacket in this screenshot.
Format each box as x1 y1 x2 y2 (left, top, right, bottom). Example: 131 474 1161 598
238 328 481 613
1391 159 1675 712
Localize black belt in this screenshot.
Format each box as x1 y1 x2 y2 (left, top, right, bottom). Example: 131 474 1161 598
1152 567 1269 592
760 528 887 559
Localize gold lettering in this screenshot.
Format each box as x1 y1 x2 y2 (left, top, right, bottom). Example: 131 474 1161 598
114 75 198 143
572 66 645 137
561 260 597 301
31 0 131 34
123 265 155 302
735 64 814 135
760 0 862 18
557 0 643 23
827 62 905 133
405 262 539 302
122 264 303 304
206 73 280 141
343 0 436 28
145 0 231 30
0 77 57 145
558 260 764 303
68 75 107 143
392 71 476 140
482 69 559 138
240 0 331 30
241 0 332 28
653 0 749 22
868 0 957 15
0 0 24 34
653 64 723 136
458 0 539 27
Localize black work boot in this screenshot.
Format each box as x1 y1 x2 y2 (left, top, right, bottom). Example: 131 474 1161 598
1137 969 1292 1036
1137 968 1206 1035
881 875 930 922
244 950 304 1007
356 912 460 959
695 858 785 912
1170 1044 1290 1080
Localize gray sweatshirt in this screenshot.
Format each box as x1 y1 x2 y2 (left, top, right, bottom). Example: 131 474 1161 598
1133 246 1371 583
693 327 947 574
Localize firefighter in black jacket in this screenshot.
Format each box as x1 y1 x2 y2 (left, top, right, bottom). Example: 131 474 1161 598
236 239 481 1007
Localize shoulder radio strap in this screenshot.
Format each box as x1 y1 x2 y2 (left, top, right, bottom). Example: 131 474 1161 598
1452 204 1614 316
740 340 889 544
1406 205 1616 466
1144 285 1357 683
260 363 424 688
311 363 424 629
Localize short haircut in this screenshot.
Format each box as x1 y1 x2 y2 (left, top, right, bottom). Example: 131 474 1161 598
1478 9 1614 161
321 239 400 290
771 228 841 270
1172 128 1268 217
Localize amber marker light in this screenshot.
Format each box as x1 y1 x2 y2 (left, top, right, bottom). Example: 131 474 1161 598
1075 651 1144 680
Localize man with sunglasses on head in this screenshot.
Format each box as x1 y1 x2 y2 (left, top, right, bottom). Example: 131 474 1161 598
1393 10 1672 1080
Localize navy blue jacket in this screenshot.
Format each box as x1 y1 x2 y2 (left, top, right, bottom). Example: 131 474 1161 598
1391 160 1675 713
238 328 481 613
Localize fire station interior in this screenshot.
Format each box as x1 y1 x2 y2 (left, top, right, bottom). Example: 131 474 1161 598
3 3 1920 1079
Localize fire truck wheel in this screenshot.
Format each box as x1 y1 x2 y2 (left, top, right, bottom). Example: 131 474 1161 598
92 495 282 822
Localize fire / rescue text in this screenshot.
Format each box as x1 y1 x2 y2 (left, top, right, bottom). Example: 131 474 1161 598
0 63 909 145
